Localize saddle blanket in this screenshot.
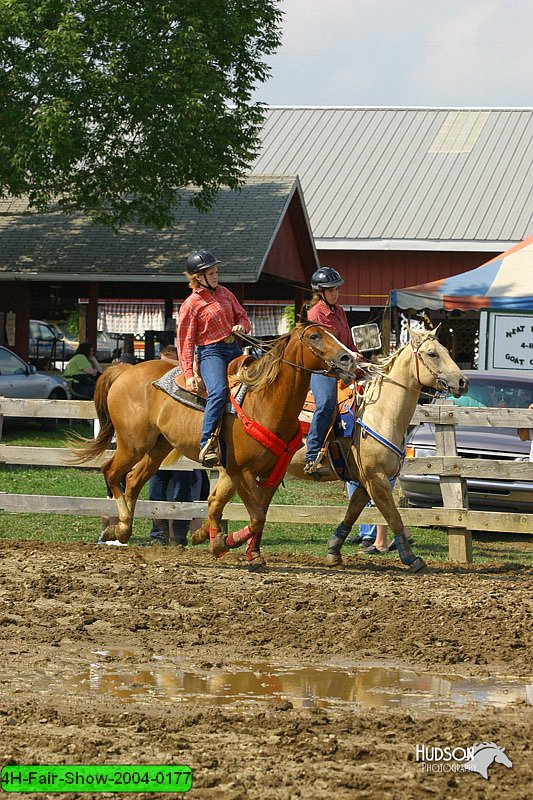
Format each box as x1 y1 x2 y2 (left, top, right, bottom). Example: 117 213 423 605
152 366 242 414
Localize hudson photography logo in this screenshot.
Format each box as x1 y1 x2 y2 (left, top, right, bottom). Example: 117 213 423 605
416 741 513 779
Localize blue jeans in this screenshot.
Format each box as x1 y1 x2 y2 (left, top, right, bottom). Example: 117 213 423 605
306 373 337 463
197 340 242 448
149 469 195 540
346 477 398 542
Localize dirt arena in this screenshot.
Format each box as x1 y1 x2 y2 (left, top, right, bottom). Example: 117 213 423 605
0 539 531 799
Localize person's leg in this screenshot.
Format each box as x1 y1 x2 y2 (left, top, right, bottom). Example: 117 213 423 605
305 373 337 466
345 481 377 544
148 471 169 544
188 469 208 534
197 343 238 451
168 470 194 545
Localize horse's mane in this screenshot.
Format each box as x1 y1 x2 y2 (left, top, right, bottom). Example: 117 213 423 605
362 328 439 399
237 331 292 392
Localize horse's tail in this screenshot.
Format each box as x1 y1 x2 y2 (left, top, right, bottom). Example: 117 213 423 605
68 363 133 464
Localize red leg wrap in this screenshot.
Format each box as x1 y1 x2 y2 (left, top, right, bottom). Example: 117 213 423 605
225 525 252 548
245 532 262 561
209 527 220 543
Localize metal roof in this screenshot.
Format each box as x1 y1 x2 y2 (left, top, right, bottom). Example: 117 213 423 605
0 176 305 282
251 107 533 251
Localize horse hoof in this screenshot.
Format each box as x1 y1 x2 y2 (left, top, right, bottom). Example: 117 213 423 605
409 557 427 573
326 553 343 568
191 528 210 546
247 557 268 573
211 533 230 559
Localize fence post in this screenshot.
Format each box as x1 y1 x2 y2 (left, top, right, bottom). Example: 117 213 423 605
434 399 472 562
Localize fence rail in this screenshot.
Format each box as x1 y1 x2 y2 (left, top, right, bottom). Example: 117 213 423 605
1 397 533 563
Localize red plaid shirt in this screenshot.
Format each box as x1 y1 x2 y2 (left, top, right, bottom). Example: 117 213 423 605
177 285 251 378
307 300 359 353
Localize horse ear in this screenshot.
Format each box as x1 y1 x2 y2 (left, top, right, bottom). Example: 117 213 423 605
298 303 309 323
408 326 423 346
432 322 441 337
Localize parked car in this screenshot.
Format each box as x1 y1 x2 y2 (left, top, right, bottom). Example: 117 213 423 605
399 370 533 513
29 319 76 366
45 322 79 352
0 345 71 430
44 322 115 363
95 331 115 362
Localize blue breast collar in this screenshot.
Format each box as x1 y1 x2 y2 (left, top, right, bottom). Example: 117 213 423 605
356 417 406 461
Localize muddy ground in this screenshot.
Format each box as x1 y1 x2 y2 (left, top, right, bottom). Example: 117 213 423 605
0 539 531 800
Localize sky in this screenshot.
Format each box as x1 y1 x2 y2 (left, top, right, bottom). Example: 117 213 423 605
253 0 533 107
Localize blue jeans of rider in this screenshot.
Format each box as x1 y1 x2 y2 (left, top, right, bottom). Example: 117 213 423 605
305 372 337 464
197 340 242 449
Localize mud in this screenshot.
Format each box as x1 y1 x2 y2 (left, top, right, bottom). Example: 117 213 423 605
0 540 531 799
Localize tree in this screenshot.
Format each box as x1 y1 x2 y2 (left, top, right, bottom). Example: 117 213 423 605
0 0 282 227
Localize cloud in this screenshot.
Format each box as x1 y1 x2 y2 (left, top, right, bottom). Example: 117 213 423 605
256 0 533 105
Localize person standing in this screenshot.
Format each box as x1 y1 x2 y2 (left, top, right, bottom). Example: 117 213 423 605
177 249 251 467
304 267 362 474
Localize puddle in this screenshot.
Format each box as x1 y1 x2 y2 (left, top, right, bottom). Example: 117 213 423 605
32 650 533 714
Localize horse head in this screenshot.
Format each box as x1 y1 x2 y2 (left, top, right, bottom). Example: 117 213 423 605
409 327 468 398
464 742 513 779
298 322 360 383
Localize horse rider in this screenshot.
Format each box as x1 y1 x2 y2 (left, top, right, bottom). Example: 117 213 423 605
177 249 251 467
304 266 363 474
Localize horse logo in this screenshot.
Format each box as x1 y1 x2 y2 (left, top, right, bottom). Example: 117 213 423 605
463 743 513 779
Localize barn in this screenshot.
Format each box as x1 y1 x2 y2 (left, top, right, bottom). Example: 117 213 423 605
0 176 317 361
251 106 533 351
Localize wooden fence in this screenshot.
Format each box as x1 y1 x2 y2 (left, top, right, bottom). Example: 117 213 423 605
1 397 533 563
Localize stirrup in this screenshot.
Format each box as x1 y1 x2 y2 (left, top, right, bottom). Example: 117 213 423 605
199 437 221 467
304 452 325 474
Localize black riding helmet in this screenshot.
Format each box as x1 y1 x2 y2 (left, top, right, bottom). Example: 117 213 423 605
186 250 221 275
311 266 344 292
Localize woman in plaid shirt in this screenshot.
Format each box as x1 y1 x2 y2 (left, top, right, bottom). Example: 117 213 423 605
304 266 362 475
177 250 251 467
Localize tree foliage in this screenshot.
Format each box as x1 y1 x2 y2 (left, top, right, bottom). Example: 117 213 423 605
0 0 282 227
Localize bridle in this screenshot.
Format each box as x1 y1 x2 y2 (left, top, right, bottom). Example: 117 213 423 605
292 324 357 376
239 325 361 378
410 335 452 393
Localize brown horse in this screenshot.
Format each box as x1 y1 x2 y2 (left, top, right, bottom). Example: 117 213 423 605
287 328 469 571
71 323 360 566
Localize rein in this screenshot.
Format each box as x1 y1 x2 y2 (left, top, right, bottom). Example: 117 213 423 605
357 334 452 464
239 326 364 378
369 337 451 398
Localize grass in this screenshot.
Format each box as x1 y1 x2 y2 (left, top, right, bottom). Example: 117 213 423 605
1 421 532 567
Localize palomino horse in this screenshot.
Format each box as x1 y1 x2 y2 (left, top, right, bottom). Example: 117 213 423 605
71 323 360 567
287 328 469 572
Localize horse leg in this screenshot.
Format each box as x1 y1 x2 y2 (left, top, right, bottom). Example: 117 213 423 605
326 485 370 567
367 475 426 573
190 470 235 546
99 438 173 545
211 470 274 571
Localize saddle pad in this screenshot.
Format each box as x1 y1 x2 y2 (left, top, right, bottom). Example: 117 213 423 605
152 367 206 411
152 366 246 414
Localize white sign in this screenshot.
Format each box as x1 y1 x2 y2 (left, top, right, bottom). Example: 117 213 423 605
479 311 533 370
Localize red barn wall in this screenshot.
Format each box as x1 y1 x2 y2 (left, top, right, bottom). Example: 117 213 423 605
318 250 498 307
